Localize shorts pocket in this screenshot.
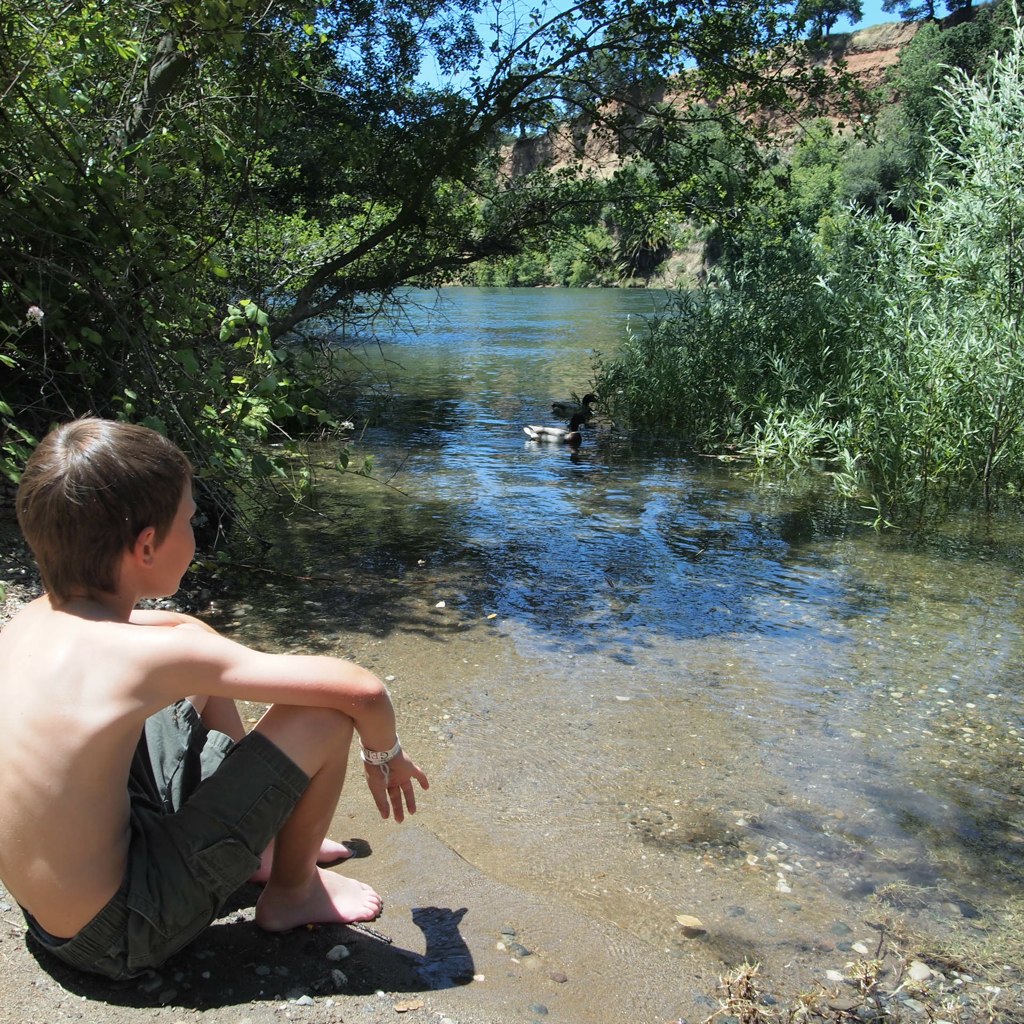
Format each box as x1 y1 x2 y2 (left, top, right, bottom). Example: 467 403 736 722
190 837 261 896
125 889 213 973
124 830 230 971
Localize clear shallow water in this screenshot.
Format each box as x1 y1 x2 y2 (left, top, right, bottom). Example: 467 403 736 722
230 287 1023 960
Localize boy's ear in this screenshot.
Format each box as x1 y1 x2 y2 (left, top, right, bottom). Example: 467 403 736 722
131 526 159 567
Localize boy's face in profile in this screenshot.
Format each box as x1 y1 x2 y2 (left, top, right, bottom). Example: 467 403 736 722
145 483 197 598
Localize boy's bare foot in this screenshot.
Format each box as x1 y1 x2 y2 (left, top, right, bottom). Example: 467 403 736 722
254 867 383 932
315 837 355 867
249 838 353 884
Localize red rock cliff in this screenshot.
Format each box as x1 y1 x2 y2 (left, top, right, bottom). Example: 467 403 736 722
502 20 920 179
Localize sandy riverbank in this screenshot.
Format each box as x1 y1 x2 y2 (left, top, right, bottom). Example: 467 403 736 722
2 532 1022 1024
0 542 709 1024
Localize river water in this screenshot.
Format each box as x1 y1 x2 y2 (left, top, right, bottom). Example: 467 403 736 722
213 287 1022 1016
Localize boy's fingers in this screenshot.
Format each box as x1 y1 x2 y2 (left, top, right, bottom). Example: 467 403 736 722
402 783 417 815
367 758 426 822
366 771 391 818
387 780 419 822
390 788 405 823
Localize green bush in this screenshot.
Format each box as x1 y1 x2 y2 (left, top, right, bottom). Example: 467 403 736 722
595 5 1024 524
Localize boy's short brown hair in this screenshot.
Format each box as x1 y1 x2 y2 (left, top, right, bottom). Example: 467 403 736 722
16 418 193 603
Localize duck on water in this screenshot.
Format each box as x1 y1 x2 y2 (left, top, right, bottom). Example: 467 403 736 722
523 413 587 445
551 393 597 418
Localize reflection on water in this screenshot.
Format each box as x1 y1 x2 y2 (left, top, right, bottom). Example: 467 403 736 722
234 288 1023 956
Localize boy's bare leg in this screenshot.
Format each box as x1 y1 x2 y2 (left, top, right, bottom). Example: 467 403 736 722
190 694 352 877
250 704 382 932
192 693 247 739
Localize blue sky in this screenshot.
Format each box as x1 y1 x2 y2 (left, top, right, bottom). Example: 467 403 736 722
417 1 904 88
837 0 898 32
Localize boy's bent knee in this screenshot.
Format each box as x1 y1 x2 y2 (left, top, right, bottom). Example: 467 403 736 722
252 705 353 776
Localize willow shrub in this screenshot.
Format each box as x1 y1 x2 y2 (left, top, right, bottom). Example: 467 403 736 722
594 226 844 453
0 3 345 509
596 7 1024 523
824 10 1024 520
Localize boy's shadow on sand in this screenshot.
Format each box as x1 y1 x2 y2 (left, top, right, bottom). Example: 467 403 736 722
28 889 474 1010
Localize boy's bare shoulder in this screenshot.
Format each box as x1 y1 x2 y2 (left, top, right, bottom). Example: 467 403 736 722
0 597 213 707
0 595 123 663
1 593 378 711
0 594 73 646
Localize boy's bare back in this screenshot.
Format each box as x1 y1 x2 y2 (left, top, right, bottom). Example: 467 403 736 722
0 597 164 935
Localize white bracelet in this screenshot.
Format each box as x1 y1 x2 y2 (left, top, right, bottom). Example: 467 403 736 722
360 737 401 766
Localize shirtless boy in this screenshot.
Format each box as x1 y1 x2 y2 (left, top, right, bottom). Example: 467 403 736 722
0 417 429 979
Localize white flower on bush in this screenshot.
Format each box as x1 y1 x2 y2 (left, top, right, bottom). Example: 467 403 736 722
26 305 44 324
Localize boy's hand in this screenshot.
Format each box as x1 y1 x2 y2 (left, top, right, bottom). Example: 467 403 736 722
363 752 429 823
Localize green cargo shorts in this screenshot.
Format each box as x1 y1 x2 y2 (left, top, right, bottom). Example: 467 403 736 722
24 700 309 980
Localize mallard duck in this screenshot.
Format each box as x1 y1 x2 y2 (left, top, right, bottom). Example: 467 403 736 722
523 413 587 445
551 393 598 418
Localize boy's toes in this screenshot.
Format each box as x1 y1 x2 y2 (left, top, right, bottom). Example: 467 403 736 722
352 880 385 921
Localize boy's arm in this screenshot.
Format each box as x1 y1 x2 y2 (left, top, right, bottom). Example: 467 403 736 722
137 624 428 815
143 627 397 744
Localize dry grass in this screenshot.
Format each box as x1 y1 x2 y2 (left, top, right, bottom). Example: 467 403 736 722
702 903 1024 1024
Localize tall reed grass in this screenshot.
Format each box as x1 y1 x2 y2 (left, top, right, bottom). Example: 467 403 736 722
595 8 1024 524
